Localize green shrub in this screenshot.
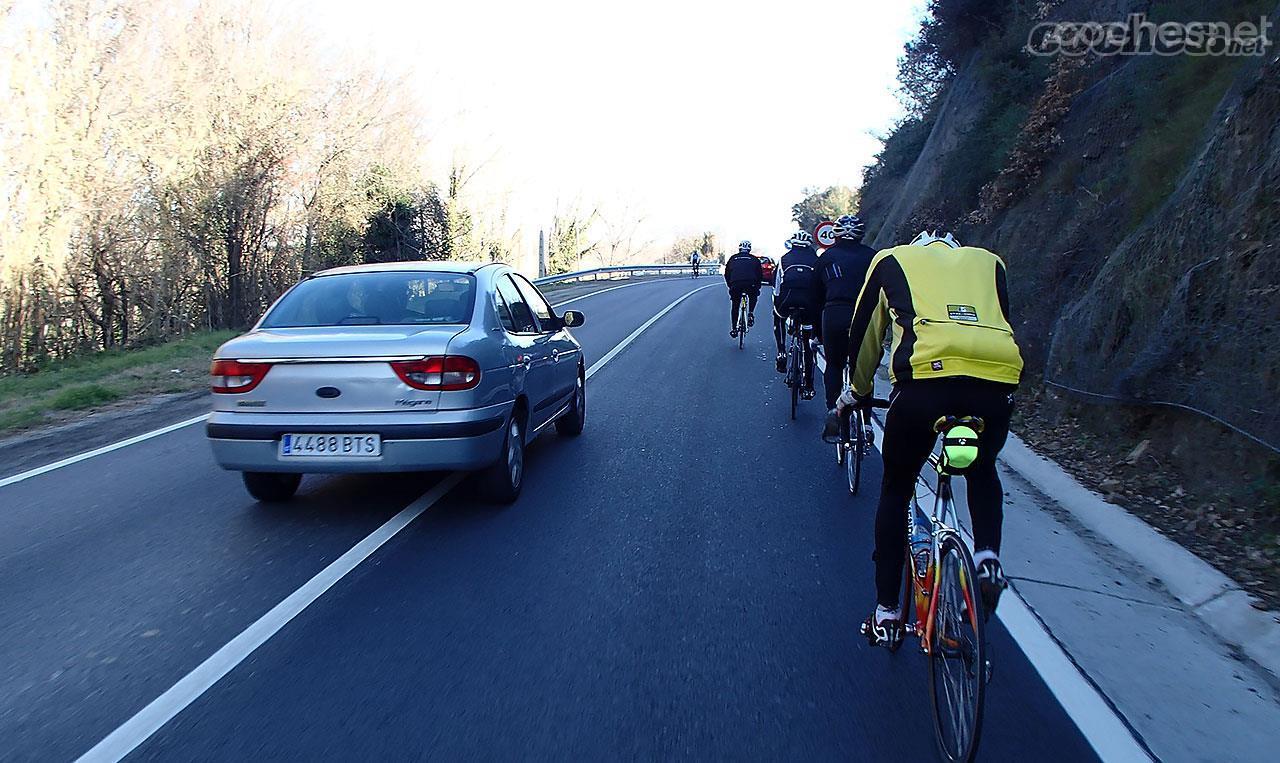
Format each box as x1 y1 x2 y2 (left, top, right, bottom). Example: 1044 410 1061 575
48 384 122 411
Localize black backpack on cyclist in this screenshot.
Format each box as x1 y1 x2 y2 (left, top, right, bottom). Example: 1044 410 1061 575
777 260 817 311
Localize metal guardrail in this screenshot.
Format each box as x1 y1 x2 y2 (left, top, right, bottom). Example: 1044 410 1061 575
533 264 722 287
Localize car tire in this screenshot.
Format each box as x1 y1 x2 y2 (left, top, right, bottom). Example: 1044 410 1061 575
555 371 586 437
243 472 301 502
482 412 525 504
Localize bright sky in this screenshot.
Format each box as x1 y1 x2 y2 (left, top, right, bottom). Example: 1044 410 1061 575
312 0 926 262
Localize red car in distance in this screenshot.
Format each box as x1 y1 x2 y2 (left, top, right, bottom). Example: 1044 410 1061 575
757 256 776 285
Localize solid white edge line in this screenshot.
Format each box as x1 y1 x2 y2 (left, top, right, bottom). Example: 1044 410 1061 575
0 414 209 489
861 413 1152 762
75 279 712 763
1 277 687 490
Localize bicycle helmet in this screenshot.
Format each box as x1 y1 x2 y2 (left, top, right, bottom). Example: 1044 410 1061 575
833 214 865 242
738 240 752 253
909 230 961 248
790 230 814 248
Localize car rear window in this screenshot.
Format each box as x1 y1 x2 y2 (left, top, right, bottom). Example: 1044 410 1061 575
261 272 476 328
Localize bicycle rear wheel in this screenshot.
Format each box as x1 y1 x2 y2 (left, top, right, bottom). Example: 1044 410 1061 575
835 410 846 465
928 532 987 763
848 424 862 495
786 341 800 420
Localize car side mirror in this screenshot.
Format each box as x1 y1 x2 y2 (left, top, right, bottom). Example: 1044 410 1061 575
561 310 585 328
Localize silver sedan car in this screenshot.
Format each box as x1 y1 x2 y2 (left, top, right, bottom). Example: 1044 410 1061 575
206 261 586 504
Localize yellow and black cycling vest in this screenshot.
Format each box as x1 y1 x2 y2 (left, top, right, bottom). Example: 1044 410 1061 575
847 243 1023 395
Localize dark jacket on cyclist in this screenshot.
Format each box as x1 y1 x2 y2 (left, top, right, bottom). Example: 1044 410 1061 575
724 251 764 330
815 239 876 307
773 244 820 319
723 251 763 289
772 244 820 386
815 238 877 409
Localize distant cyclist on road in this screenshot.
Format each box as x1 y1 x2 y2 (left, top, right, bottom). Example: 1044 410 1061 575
816 215 877 414
724 241 764 338
690 249 702 278
836 230 1023 647
773 230 821 397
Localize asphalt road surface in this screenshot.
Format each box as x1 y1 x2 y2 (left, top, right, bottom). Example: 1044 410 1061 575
1 277 1100 761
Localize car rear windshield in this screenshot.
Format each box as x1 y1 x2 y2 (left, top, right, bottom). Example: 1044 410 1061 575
261 272 476 328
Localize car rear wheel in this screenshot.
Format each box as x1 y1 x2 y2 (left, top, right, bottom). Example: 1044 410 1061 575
555 372 586 436
481 413 525 504
243 472 301 502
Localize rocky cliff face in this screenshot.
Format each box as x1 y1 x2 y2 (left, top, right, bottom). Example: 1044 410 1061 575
859 0 1279 463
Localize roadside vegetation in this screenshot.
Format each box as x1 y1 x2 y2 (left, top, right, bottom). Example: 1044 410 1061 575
0 331 234 435
790 186 859 233
0 0 520 379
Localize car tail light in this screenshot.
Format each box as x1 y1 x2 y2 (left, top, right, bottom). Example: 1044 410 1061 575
210 359 272 393
390 356 481 391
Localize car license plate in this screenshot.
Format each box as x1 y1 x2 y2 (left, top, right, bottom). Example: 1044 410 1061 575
278 433 381 458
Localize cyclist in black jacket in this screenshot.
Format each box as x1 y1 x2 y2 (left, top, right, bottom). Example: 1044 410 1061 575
816 215 877 412
724 241 764 337
773 231 821 395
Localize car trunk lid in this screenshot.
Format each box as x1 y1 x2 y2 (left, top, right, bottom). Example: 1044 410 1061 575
212 326 464 414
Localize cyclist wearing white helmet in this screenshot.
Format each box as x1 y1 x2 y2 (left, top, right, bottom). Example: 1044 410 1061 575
836 229 1023 647
772 230 821 395
723 240 763 337
816 214 876 413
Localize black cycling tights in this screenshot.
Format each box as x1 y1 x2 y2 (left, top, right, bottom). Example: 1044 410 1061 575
729 288 759 326
873 377 1016 608
820 303 855 410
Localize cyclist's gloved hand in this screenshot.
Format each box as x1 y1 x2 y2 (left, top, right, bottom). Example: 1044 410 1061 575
835 387 863 413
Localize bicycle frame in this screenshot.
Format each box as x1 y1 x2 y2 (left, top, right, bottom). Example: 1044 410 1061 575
906 455 975 655
785 317 810 380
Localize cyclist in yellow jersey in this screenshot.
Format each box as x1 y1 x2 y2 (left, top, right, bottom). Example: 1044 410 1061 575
833 230 1023 647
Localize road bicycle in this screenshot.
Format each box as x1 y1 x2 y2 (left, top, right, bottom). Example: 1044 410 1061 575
861 414 991 763
734 295 750 349
691 262 701 278
783 315 814 420
833 378 888 495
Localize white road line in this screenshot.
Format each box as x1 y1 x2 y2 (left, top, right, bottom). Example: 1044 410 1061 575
75 472 465 763
1 278 693 490
0 414 209 489
586 283 718 379
859 412 1152 761
75 280 712 763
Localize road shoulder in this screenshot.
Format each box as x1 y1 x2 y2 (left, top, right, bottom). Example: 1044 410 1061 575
1001 434 1280 681
0 391 210 481
993 438 1280 762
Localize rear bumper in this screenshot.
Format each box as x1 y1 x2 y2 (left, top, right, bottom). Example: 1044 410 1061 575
206 403 510 473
